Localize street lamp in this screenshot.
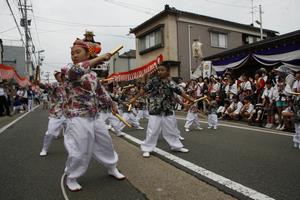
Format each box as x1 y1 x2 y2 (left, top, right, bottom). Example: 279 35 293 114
37 50 45 65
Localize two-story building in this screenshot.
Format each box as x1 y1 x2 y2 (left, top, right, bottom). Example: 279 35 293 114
108 49 136 74
130 4 278 80
2 40 27 77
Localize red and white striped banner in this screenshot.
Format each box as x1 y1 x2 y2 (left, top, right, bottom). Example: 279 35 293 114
0 64 31 87
108 54 163 82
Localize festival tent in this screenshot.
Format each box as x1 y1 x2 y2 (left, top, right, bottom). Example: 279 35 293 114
0 64 31 87
203 30 300 75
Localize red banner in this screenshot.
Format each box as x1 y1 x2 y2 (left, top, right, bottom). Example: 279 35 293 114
0 64 31 87
108 54 163 82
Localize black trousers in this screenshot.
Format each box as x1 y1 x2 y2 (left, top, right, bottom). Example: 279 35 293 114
0 96 10 116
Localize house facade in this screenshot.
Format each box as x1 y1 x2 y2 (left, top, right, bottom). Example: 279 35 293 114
130 5 278 80
2 45 27 77
108 49 136 74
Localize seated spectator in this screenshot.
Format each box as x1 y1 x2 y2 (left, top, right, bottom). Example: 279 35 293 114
240 96 254 120
12 96 23 114
281 97 294 131
224 95 243 120
217 99 230 119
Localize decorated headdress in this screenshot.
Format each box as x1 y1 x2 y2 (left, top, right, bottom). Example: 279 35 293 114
84 31 95 36
72 38 89 50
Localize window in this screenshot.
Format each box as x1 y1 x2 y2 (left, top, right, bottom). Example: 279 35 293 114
138 27 163 54
210 32 227 48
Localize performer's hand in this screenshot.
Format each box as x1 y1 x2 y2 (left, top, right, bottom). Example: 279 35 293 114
111 104 119 115
101 53 112 61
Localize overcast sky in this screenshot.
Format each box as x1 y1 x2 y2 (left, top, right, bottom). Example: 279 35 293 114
1 0 299 80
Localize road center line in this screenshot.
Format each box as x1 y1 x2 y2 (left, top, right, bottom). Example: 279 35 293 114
123 133 275 200
0 105 39 134
176 116 293 137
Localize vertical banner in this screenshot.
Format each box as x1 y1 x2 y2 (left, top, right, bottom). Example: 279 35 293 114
202 61 212 78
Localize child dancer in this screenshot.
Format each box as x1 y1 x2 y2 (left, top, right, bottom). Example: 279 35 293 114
184 97 203 132
118 86 144 130
131 61 195 158
63 39 125 192
39 71 67 156
207 97 218 130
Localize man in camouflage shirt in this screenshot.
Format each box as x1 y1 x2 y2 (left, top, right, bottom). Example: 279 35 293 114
132 61 195 158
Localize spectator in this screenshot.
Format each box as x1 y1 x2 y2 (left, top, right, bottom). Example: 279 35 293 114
0 82 11 116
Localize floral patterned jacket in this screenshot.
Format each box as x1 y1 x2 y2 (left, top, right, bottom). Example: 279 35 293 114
47 82 67 118
64 61 112 118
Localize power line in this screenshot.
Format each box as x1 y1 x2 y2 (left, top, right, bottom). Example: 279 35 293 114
204 0 250 8
103 0 156 15
5 0 25 46
29 15 135 28
0 26 17 34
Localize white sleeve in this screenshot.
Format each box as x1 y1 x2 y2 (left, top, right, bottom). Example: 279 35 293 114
247 104 254 113
292 81 297 90
234 102 243 113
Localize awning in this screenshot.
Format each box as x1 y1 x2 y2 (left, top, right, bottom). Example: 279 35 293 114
0 64 31 87
206 30 300 74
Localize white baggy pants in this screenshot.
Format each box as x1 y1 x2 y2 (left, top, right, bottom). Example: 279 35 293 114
64 116 118 179
293 123 300 145
141 115 184 152
208 113 218 127
137 109 149 121
41 116 66 151
28 99 33 111
184 111 200 129
100 111 123 134
120 112 141 130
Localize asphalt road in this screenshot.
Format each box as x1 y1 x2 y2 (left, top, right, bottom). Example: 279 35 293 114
1 107 299 200
123 117 300 200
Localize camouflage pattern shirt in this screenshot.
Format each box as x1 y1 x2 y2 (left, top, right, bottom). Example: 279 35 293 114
144 77 182 116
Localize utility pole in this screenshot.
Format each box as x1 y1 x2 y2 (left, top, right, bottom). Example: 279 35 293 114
259 4 263 40
19 0 32 78
250 0 254 25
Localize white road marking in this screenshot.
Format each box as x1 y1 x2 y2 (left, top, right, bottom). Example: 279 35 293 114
176 116 293 137
123 133 275 200
0 105 39 134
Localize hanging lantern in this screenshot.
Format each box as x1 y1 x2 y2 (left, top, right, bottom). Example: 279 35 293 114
192 39 203 59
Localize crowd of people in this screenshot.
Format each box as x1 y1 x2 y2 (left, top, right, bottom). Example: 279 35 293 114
0 82 42 117
171 67 299 133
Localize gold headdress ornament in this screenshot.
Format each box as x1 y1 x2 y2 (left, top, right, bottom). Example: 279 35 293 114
84 30 95 36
